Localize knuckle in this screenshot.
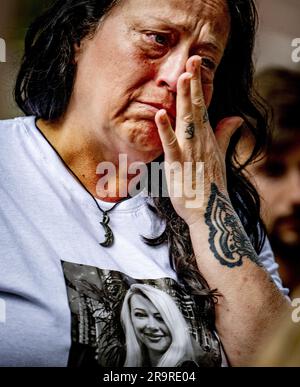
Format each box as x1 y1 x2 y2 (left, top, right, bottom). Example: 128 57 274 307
192 97 204 107
182 113 194 124
167 136 178 149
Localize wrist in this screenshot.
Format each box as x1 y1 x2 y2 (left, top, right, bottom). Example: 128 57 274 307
187 215 207 232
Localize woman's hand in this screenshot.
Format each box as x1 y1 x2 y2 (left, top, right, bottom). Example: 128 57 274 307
155 55 243 227
155 56 290 367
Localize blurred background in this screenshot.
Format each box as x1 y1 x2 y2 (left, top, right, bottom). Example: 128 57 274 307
0 1 53 118
255 0 300 71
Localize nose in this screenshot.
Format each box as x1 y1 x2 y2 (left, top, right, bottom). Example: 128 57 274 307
286 169 300 205
155 48 188 93
145 316 159 331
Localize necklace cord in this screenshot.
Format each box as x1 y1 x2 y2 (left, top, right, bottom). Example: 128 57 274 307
34 120 131 247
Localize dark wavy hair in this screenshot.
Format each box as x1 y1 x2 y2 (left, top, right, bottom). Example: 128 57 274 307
15 0 268 325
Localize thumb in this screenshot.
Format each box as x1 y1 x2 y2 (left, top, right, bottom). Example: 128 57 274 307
214 116 244 155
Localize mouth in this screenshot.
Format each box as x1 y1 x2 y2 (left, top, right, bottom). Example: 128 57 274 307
143 333 165 342
136 101 176 126
278 216 300 229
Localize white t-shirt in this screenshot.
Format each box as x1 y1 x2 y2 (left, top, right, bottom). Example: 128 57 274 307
0 116 288 367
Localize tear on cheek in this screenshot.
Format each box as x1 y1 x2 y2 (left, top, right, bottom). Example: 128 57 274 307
133 52 158 77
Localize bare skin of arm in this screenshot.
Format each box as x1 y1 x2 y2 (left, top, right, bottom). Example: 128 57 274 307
189 186 289 365
155 55 290 366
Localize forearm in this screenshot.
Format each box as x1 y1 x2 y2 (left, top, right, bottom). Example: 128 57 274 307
189 184 290 366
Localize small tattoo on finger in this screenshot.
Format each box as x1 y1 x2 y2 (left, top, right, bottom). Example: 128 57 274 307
203 109 209 123
185 123 195 139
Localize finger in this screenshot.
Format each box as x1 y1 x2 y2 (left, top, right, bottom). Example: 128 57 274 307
176 72 195 146
215 116 244 155
186 56 207 125
155 109 180 161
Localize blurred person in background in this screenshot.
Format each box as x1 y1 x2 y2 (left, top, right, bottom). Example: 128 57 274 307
244 68 300 295
241 68 300 367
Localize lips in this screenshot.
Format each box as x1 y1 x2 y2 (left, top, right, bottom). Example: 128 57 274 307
145 336 163 343
143 333 165 342
137 101 176 125
277 217 300 232
277 215 300 229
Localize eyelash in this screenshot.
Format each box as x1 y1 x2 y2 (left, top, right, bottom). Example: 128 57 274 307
201 57 217 71
142 32 217 71
145 32 170 47
134 312 147 318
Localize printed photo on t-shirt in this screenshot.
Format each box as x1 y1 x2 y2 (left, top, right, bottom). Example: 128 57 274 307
62 261 222 367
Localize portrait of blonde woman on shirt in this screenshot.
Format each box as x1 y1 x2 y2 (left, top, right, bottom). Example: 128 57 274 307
121 283 201 367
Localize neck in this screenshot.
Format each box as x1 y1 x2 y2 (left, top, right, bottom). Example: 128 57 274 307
36 118 148 202
148 349 163 367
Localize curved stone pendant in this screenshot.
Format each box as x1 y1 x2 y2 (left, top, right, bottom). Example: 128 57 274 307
99 212 114 247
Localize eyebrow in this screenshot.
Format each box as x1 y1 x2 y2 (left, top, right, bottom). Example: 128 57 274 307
144 16 191 33
136 16 224 54
195 41 223 54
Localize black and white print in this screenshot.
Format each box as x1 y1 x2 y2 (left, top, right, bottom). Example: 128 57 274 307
62 261 222 367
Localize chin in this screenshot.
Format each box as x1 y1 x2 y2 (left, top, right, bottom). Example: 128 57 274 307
130 146 163 165
128 125 163 150
116 119 163 163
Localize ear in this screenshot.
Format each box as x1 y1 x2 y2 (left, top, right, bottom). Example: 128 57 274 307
73 40 82 64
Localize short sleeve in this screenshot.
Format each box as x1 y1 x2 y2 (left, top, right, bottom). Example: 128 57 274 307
258 237 290 299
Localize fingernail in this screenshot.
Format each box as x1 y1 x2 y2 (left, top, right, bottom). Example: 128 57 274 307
237 118 244 127
160 110 168 123
185 73 192 85
232 117 244 130
193 59 200 73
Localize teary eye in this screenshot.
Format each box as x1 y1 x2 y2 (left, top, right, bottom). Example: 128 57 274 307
201 57 217 71
146 32 169 46
153 34 168 45
138 31 171 59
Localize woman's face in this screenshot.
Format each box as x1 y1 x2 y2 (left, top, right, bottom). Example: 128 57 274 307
130 294 171 355
71 0 230 163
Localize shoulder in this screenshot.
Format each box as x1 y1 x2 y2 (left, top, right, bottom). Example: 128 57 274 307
0 116 36 144
0 116 36 159
0 116 39 183
0 116 35 135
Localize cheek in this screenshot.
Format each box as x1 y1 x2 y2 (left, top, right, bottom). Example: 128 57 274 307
131 51 158 85
255 178 282 219
259 179 283 201
111 54 158 109
203 83 214 108
131 317 145 331
159 323 170 336
254 177 276 203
